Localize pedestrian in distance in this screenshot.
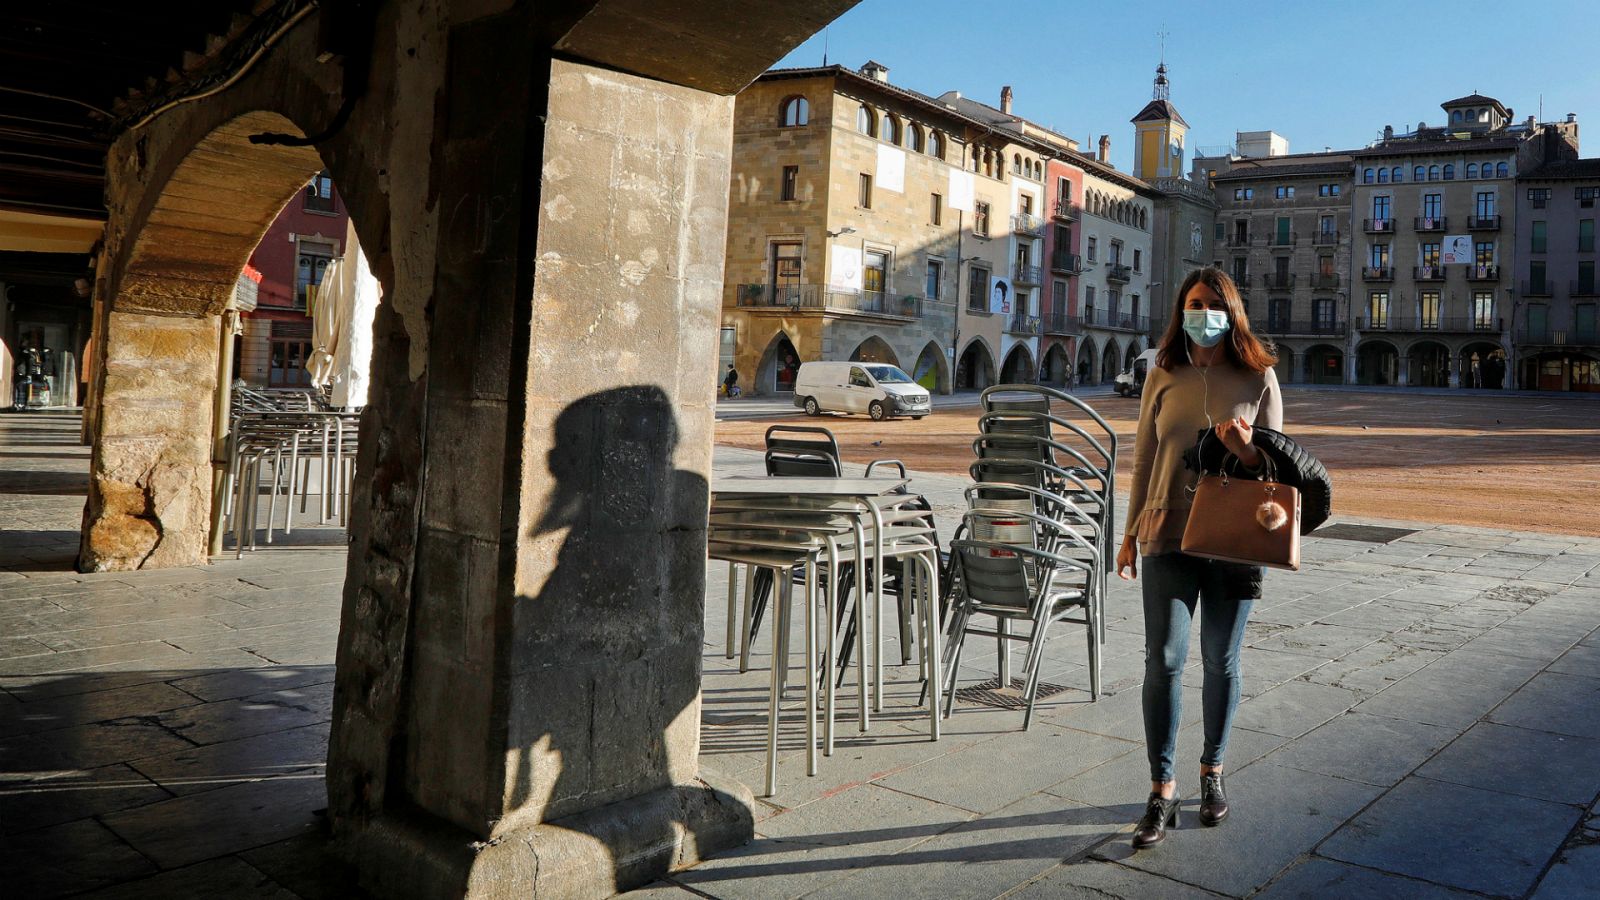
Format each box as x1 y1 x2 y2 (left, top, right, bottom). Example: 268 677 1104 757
1116 266 1282 849
721 364 741 399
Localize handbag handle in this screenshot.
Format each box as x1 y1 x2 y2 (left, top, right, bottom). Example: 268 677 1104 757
1222 447 1278 483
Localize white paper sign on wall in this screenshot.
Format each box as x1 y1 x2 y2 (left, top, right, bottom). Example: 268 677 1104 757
990 275 1013 315
1441 235 1472 265
948 169 975 212
876 145 905 193
829 244 863 294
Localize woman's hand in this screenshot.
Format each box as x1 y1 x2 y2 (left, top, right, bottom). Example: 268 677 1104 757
1215 415 1261 467
1116 535 1138 581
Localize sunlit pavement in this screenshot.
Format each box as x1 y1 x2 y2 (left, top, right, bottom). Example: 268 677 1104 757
2 412 1598 898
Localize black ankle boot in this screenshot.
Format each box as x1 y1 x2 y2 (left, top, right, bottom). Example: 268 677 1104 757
1199 772 1228 826
1132 792 1179 848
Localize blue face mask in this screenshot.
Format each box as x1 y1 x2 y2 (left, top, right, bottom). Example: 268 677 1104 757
1182 309 1231 348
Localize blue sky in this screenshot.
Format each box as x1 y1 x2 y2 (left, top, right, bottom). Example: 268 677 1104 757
777 0 1600 172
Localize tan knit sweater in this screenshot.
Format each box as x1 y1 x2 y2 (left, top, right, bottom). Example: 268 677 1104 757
1124 361 1283 556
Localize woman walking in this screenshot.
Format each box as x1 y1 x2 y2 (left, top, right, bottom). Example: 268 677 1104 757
1116 266 1282 849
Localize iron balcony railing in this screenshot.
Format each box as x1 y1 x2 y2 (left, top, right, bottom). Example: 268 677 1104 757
1312 230 1340 246
1523 326 1600 345
1006 314 1041 335
1358 316 1503 332
1257 319 1348 337
1226 233 1253 247
733 284 922 317
1413 216 1447 232
1011 213 1045 237
1268 231 1299 247
1083 308 1150 331
1413 265 1447 281
1364 218 1395 233
1050 252 1083 274
1572 280 1600 297
1362 266 1394 281
1468 214 1502 230
1310 272 1340 290
1051 197 1078 220
1522 279 1554 297
1106 263 1132 283
1262 272 1296 290
1013 263 1043 285
1468 265 1501 281
1043 312 1082 335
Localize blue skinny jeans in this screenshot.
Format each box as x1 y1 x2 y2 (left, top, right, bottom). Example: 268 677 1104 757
1140 552 1259 783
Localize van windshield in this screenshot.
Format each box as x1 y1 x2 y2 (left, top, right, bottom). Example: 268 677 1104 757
865 365 914 384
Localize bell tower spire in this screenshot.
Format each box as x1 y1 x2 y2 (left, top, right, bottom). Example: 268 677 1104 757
1153 30 1170 101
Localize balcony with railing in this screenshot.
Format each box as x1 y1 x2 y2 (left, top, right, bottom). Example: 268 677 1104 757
1357 315 1503 333
1522 279 1553 297
1467 265 1500 281
1082 308 1150 332
1413 216 1447 232
1006 313 1041 335
1013 263 1043 285
1011 213 1045 237
1262 272 1296 291
1043 312 1082 335
1257 319 1348 338
1268 231 1299 248
1364 218 1395 233
1310 272 1340 290
733 283 922 318
1362 266 1394 281
1312 230 1340 246
1226 233 1253 248
1050 197 1078 220
1413 265 1447 281
1468 214 1502 230
1523 323 1600 345
1106 263 1132 284
1049 251 1083 274
1571 280 1600 297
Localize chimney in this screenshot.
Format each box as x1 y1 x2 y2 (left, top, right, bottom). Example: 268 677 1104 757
860 60 890 83
1000 86 1013 115
1383 124 1394 141
1568 112 1578 123
1098 134 1110 162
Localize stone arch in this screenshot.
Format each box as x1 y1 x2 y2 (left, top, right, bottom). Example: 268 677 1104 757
912 340 949 392
1461 340 1508 389
1124 340 1142 370
1041 342 1070 386
756 329 803 393
1407 339 1451 388
1356 339 1401 385
1274 344 1295 384
848 334 899 367
1076 338 1098 385
999 343 1035 384
1101 336 1121 382
955 336 996 391
1306 343 1345 384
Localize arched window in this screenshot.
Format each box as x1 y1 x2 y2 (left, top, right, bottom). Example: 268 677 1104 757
1443 164 1454 180
1496 162 1509 178
1377 167 1388 183
1013 154 1022 174
1391 167 1402 182
879 114 900 144
983 152 993 177
1466 162 1478 178
780 96 809 127
857 105 875 136
1479 109 1490 123
928 131 944 159
1363 168 1375 184
1452 110 1462 123
1414 166 1425 181
1428 165 1440 180
906 124 923 153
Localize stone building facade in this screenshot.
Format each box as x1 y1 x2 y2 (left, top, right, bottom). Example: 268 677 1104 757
1040 157 1085 386
1076 162 1156 385
1513 152 1600 391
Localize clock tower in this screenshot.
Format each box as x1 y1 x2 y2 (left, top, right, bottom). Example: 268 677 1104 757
1132 61 1188 181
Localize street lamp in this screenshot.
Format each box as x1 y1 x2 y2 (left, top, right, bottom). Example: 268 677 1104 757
826 226 857 238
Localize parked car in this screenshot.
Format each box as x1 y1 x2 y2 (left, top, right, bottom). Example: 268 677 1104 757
793 361 931 420
1114 349 1158 397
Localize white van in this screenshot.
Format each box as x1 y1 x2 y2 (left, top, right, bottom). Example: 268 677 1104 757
1114 348 1159 397
793 361 931 421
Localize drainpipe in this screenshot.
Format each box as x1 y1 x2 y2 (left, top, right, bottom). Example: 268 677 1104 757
206 309 240 558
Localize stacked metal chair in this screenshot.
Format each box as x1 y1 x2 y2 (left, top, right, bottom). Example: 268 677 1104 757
938 384 1118 727
223 385 362 554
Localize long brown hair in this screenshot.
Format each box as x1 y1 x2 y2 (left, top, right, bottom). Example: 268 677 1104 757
1154 266 1277 373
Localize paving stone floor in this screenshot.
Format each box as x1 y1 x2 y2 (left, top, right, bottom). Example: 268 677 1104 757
2 412 1598 899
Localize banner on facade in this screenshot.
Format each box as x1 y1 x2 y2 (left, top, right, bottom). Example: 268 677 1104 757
876 144 905 193
990 274 1013 315
1442 235 1472 265
948 169 975 212
829 244 863 294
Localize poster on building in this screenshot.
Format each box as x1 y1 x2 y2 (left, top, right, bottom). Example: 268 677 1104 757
876 144 905 193
948 169 975 212
1442 234 1472 265
989 274 1013 315
829 244 863 294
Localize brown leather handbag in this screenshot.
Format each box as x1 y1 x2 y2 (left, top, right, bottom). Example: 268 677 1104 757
1181 452 1302 571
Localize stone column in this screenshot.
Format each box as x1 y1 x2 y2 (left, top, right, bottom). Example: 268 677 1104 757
79 310 219 570
332 52 752 899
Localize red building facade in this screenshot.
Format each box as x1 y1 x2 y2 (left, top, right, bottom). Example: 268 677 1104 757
1039 158 1085 386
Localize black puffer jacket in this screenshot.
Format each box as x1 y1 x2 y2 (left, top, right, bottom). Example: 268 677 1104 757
1181 426 1333 535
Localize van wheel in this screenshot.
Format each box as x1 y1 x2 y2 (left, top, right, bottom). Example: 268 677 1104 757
869 401 887 421
804 396 820 416
912 415 926 420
